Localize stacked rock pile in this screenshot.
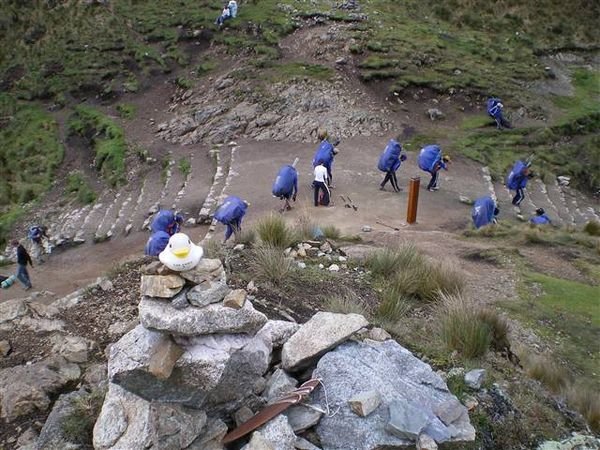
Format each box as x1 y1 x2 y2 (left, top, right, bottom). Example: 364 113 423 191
92 256 476 450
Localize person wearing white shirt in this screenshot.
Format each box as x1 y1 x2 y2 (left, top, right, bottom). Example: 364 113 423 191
313 161 330 206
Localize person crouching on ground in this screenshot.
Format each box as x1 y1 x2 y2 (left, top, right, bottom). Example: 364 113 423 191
12 240 33 290
214 195 249 243
472 196 499 229
378 136 407 192
313 160 330 207
530 208 551 225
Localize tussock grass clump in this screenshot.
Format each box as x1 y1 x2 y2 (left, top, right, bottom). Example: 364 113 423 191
437 293 497 359
368 245 465 303
375 285 411 325
61 390 105 445
322 225 341 240
583 220 600 236
203 239 225 260
256 213 297 248
251 246 293 286
323 288 368 316
295 211 317 241
236 228 257 246
476 308 510 352
525 356 571 392
565 386 600 432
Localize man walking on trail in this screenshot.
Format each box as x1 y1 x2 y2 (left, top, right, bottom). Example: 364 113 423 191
313 160 330 207
418 145 450 192
378 137 407 192
506 159 531 207
12 240 33 290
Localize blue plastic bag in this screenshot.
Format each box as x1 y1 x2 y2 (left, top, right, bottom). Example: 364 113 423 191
214 196 248 224
378 139 402 172
472 196 497 229
145 231 171 256
506 160 529 190
418 145 443 173
272 165 298 198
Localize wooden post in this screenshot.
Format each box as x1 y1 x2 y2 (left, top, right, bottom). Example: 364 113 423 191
406 177 420 224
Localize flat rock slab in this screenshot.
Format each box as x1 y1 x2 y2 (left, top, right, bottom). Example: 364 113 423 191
313 340 475 450
180 258 225 284
140 274 185 298
139 297 267 336
187 279 230 307
281 312 367 371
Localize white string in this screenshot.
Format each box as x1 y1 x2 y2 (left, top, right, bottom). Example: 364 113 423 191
301 379 340 418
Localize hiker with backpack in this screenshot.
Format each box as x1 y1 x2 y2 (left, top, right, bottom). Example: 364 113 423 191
506 159 531 207
312 130 339 189
151 210 183 236
11 240 33 290
272 159 299 213
378 137 407 192
28 224 50 262
144 231 171 257
418 145 450 192
530 208 552 225
214 195 248 243
487 97 512 129
472 196 500 229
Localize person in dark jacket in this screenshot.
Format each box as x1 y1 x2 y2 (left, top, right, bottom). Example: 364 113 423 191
530 208 552 225
12 240 33 290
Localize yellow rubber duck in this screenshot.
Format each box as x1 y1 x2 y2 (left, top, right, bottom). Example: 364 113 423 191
159 233 203 272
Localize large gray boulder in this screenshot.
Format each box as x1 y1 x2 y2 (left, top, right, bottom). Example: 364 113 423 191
313 340 475 449
281 312 367 371
0 356 80 421
93 382 207 450
139 297 267 336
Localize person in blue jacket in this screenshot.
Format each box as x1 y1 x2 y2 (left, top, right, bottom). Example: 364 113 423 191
418 145 450 192
272 161 298 213
151 210 183 236
472 196 499 229
506 160 530 207
530 208 551 225
214 196 248 243
487 97 511 129
378 138 407 192
144 231 170 257
312 130 339 188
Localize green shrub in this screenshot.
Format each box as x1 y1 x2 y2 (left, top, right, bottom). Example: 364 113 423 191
203 238 225 260
477 308 510 352
367 246 422 278
323 288 368 316
67 171 96 204
61 390 105 445
251 245 293 286
175 77 193 90
236 228 257 246
583 220 600 236
438 293 492 359
68 106 127 187
418 260 466 302
178 157 191 177
256 213 296 248
116 103 136 119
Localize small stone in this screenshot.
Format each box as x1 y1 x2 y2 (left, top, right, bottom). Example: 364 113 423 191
295 436 322 450
427 108 444 121
187 279 230 307
140 274 185 298
297 262 306 269
318 264 324 269
318 251 326 257
108 320 138 336
297 248 307 258
180 259 224 284
417 433 438 450
0 340 11 357
247 280 258 293
464 369 486 389
361 225 372 232
434 398 466 426
264 369 297 402
99 279 114 291
234 244 245 252
348 390 382 417
285 405 323 432
224 289 247 309
142 260 162 275
17 427 38 447
459 195 473 205
235 406 254 426
306 247 319 257
367 327 391 341
50 334 92 363
320 242 332 253
328 264 340 272
338 256 347 262
148 338 184 380
171 289 191 309
463 396 478 411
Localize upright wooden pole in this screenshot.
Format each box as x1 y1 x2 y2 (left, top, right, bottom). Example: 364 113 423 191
406 177 420 224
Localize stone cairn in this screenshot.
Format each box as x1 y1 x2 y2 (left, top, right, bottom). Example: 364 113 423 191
92 256 476 450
